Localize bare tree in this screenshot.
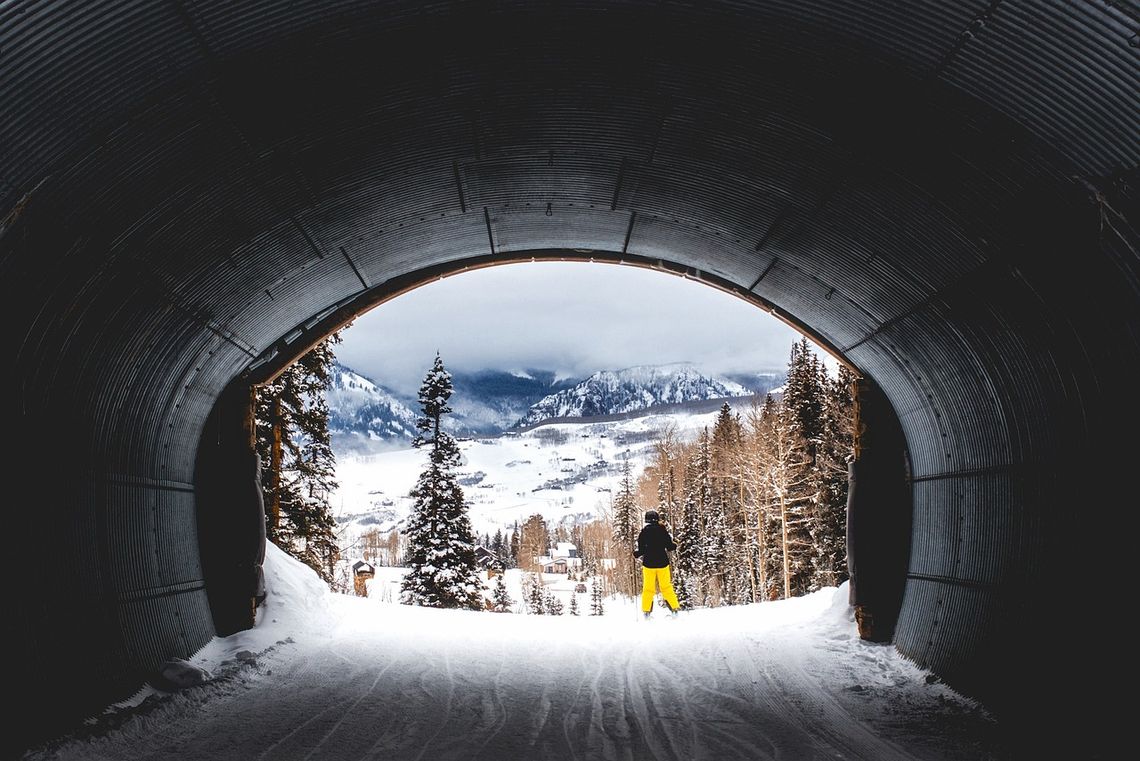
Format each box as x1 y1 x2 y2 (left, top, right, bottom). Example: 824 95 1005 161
760 399 816 599
518 514 548 574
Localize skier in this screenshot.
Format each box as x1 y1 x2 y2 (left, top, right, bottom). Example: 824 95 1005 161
634 510 681 619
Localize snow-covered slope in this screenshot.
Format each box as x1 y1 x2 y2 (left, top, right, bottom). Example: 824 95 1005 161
333 406 725 548
516 363 754 427
326 363 419 453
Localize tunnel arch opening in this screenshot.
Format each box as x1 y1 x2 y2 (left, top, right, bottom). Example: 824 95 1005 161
195 254 912 668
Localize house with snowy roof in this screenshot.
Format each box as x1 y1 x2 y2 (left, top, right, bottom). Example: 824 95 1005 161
537 541 582 574
474 545 499 571
351 559 375 597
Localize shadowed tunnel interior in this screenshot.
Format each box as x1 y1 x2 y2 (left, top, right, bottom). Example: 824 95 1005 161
2 1 1136 755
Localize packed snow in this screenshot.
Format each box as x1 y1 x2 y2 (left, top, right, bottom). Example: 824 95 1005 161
23 543 1010 760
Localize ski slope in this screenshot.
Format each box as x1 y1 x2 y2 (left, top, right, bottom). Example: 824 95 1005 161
23 543 1008 760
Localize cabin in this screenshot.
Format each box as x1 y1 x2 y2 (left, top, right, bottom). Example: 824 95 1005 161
351 559 375 597
474 545 499 572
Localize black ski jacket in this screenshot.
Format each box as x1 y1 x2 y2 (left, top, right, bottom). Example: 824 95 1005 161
635 522 677 569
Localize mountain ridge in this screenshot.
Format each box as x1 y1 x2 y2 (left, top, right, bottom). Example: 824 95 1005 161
327 360 786 453
514 362 767 428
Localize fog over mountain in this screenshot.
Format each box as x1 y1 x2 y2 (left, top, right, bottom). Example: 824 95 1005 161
327 365 419 454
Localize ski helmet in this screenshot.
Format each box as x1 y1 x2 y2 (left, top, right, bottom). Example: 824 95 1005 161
644 510 659 523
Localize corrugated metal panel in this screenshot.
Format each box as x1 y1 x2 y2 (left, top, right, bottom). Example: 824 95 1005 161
0 0 201 208
894 576 1003 694
753 259 880 350
942 0 1140 176
909 473 1018 585
626 214 771 286
463 154 620 209
347 215 496 287
489 207 632 254
2 0 1137 748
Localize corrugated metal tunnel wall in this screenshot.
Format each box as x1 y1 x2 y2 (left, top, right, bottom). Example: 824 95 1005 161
1 0 1136 754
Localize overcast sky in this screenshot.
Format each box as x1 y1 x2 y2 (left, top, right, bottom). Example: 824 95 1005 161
335 262 813 395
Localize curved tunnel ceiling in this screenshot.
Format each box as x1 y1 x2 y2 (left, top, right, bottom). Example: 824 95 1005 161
2 0 1137 753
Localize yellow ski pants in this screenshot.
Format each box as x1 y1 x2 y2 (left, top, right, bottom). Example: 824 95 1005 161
641 565 680 613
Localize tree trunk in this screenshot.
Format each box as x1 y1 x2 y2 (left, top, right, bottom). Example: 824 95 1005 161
270 395 283 534
754 502 764 603
780 492 791 600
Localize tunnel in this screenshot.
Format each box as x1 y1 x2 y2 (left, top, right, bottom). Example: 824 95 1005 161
1 0 1136 755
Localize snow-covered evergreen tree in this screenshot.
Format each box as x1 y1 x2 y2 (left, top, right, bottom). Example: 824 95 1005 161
784 337 825 462
255 333 341 584
809 364 855 590
673 440 703 608
399 354 484 610
691 429 728 605
525 573 546 614
590 579 605 616
569 593 580 616
545 587 564 615
763 397 816 598
490 573 514 612
611 459 639 596
711 404 748 605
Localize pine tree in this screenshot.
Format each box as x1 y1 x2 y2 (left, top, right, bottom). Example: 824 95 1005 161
509 521 520 567
611 460 640 596
490 573 514 612
673 438 705 608
569 593 580 616
810 363 856 590
545 587 564 615
255 333 342 584
525 573 546 614
590 579 605 616
399 354 484 610
711 404 749 605
491 528 509 569
784 337 826 462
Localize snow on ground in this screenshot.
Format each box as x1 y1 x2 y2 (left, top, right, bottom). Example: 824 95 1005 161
23 543 1010 760
333 409 726 545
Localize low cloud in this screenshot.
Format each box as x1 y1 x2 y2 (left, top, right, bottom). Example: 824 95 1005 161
335 262 805 395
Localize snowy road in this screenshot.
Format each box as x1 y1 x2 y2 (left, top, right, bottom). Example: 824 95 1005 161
24 547 1008 761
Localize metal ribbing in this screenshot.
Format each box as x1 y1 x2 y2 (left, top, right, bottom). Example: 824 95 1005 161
0 0 200 209
1 1 1137 750
489 207 632 255
941 0 1140 176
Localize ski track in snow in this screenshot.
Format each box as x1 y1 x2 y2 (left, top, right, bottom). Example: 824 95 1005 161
23 546 1008 761
26 613 1007 760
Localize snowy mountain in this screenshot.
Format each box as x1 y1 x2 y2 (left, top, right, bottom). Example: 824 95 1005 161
447 369 581 434
722 371 786 396
514 363 758 428
326 364 583 452
326 362 786 452
326 363 420 454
